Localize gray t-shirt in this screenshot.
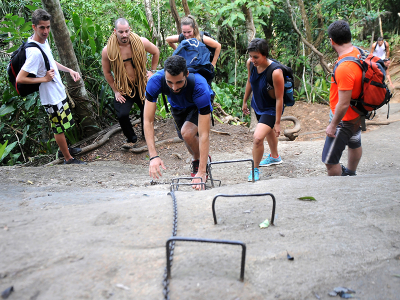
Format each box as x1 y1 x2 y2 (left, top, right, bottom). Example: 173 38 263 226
21 38 66 105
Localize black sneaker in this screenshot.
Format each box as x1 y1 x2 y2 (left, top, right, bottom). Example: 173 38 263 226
341 165 356 176
191 156 211 178
58 147 82 158
64 158 87 165
190 160 199 177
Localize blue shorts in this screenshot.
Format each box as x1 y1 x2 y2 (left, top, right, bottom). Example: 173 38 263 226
322 117 362 165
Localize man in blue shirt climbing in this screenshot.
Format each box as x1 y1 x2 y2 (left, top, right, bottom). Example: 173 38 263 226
144 55 213 190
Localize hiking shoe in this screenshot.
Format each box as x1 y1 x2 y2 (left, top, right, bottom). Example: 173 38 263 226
341 165 356 176
64 158 87 165
248 168 260 182
121 142 136 150
191 160 200 177
58 147 82 158
260 154 282 166
121 135 138 149
191 155 212 178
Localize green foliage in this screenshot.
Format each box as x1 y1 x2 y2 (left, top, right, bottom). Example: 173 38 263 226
0 13 34 52
0 140 19 164
212 82 250 124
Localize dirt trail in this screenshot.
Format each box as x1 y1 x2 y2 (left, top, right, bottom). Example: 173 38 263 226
1 50 400 300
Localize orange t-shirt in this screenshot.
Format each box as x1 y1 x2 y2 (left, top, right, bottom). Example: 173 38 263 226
329 47 363 121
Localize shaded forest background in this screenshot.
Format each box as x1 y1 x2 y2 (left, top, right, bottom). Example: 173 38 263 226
0 0 399 165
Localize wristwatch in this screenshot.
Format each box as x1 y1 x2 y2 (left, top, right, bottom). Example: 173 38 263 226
150 69 157 74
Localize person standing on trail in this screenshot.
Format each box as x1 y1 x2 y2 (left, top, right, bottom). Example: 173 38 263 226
101 18 159 150
322 20 363 176
383 58 395 90
242 38 284 182
370 37 390 60
16 9 85 165
144 55 213 190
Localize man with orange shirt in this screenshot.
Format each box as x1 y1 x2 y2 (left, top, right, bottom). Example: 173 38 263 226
322 20 363 176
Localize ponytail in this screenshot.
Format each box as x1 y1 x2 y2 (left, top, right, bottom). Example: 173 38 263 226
181 15 201 41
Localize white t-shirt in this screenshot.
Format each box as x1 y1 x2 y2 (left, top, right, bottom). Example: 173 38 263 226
21 38 66 105
373 42 386 59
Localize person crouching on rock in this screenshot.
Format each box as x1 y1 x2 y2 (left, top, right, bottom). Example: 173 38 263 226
144 56 213 190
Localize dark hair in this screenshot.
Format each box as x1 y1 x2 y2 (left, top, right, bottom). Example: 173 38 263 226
164 56 188 76
328 20 351 45
32 9 51 26
115 18 129 29
247 38 269 57
377 37 383 42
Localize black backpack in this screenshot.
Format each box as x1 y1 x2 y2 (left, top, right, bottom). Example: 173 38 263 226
178 31 218 63
250 60 295 106
7 41 50 97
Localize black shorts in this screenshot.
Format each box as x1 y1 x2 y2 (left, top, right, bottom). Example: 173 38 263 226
322 117 362 165
256 113 276 129
171 106 199 140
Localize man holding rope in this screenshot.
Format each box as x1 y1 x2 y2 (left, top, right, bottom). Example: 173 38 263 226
102 18 159 149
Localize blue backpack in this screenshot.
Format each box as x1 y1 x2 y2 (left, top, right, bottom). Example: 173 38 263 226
178 31 219 63
172 38 215 84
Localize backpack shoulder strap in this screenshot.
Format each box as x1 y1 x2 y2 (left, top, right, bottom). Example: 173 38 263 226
178 33 185 43
160 73 170 113
332 55 363 83
185 73 196 103
265 62 281 86
25 42 50 71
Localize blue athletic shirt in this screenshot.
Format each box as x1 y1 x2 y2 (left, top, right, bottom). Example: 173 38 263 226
146 69 213 113
250 62 283 116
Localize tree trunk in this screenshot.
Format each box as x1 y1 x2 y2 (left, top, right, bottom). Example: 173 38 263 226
182 0 190 16
286 0 331 74
169 0 181 34
242 3 257 131
296 0 311 56
378 9 383 37
242 3 256 42
41 0 99 137
144 0 160 45
261 13 274 44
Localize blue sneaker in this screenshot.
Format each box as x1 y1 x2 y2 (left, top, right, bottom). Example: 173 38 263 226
248 168 260 182
260 154 282 166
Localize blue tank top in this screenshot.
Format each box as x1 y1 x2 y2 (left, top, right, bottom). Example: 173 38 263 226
250 62 279 115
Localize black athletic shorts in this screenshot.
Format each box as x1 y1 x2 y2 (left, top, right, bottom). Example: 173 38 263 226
322 117 362 165
256 113 276 129
171 106 199 140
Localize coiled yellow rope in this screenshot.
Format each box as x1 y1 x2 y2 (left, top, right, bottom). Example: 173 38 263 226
106 32 147 102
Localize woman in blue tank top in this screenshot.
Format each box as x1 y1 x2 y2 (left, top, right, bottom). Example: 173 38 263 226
242 38 285 181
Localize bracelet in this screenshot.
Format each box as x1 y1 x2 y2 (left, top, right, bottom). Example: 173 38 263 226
149 155 159 161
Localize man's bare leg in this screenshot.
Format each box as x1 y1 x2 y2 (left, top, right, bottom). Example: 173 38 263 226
54 133 72 161
347 146 362 173
326 163 342 176
180 121 200 159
